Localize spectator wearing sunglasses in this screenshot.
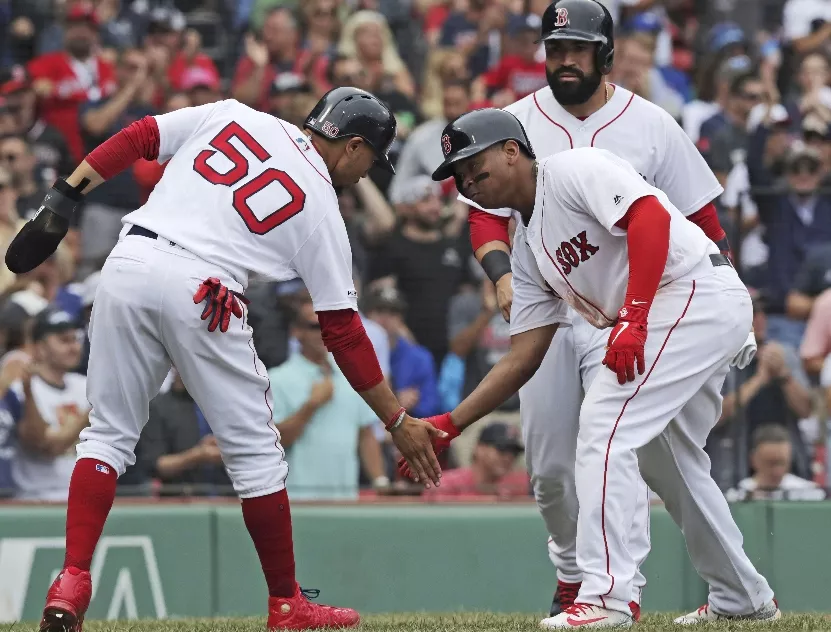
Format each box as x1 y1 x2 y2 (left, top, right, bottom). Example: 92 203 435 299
267 301 388 500
756 143 831 349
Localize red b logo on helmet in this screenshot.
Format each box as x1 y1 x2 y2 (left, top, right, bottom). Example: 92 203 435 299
441 133 452 156
554 7 568 27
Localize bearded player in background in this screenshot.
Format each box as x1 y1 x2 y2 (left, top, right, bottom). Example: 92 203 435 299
433 0 758 618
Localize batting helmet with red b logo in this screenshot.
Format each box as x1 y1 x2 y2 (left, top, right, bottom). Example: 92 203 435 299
539 0 615 75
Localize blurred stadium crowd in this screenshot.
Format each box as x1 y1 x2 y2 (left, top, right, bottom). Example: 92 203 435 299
0 0 829 502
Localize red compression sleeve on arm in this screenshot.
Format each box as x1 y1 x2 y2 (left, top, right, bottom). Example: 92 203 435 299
615 195 670 309
469 208 510 251
686 201 727 245
318 309 384 391
86 116 161 180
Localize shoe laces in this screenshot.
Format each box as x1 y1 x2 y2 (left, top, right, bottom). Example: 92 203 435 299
300 588 321 601
697 604 709 615
558 582 581 604
564 603 596 617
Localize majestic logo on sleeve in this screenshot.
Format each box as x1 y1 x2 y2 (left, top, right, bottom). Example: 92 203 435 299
554 7 569 27
441 134 452 156
555 230 599 275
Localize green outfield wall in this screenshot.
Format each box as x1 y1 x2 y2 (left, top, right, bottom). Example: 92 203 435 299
0 502 828 622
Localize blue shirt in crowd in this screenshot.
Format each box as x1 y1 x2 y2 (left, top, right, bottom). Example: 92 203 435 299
0 389 22 497
390 336 441 419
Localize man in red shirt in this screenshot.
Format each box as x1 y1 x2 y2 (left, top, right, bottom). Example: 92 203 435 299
27 3 117 164
425 422 529 498
474 14 547 106
232 7 317 112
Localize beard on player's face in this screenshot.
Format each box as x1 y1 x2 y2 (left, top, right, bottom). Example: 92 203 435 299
547 65 603 106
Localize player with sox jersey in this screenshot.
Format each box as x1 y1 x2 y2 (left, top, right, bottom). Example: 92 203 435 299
451 0 757 618
425 107 780 628
8 87 446 632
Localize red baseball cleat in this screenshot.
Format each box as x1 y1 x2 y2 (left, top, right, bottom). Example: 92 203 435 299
40 567 92 632
267 584 360 630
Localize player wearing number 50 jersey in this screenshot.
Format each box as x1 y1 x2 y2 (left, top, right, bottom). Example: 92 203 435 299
455 0 757 618
15 88 447 632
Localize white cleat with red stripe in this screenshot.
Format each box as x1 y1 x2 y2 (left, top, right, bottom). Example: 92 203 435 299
540 603 633 629
674 601 781 625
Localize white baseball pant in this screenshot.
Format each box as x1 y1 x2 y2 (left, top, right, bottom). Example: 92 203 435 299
575 258 774 615
76 231 288 498
520 316 651 600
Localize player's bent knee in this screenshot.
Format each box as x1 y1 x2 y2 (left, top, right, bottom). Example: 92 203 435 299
226 462 289 498
75 441 132 477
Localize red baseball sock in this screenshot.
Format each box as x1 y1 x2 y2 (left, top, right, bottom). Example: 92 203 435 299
241 489 296 598
64 458 118 571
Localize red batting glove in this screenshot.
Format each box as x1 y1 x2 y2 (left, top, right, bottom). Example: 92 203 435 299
193 277 250 333
397 413 461 480
602 303 648 385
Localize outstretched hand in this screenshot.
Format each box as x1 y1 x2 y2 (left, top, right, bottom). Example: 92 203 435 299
390 414 451 488
396 413 460 482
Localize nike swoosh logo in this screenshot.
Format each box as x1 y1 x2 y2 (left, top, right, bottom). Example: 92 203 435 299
566 616 608 626
610 321 629 346
631 300 646 305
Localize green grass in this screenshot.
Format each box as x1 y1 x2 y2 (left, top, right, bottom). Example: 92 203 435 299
2 613 831 632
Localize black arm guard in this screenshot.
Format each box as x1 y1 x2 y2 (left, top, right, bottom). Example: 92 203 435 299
481 249 512 285
4 177 88 274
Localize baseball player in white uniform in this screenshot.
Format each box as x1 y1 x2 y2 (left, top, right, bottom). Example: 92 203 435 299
456 0 755 617
10 87 446 632
425 107 780 628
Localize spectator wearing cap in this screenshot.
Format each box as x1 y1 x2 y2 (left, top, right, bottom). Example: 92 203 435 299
267 301 388 500
448 275 517 411
26 3 118 163
233 7 323 112
370 175 476 365
800 286 831 376
0 135 49 221
753 142 831 348
0 67 73 185
267 72 316 127
180 64 222 106
78 46 156 278
389 81 470 204
684 52 752 144
11 308 89 501
782 0 831 56
725 425 825 501
425 421 529 498
131 369 231 496
800 113 831 180
611 34 684 120
700 70 763 170
709 292 813 487
471 14 546 108
363 286 439 419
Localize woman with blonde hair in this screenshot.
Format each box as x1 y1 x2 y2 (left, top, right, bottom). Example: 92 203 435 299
337 10 415 98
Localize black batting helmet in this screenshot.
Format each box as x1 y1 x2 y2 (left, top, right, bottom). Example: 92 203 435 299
540 0 615 75
431 109 535 182
304 87 397 173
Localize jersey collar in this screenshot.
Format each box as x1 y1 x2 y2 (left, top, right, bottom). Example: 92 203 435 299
534 84 632 133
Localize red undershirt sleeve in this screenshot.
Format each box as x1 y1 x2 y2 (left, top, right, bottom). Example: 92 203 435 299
469 208 511 251
86 116 161 180
614 195 670 309
686 201 728 251
317 309 384 392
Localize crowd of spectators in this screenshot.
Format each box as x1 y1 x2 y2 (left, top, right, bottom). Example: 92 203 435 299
0 0 829 502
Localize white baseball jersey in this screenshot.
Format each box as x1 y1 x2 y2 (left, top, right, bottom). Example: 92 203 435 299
12 374 89 501
461 85 722 219
524 148 714 328
123 99 358 313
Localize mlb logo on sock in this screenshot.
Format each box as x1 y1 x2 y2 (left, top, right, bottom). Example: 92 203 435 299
95 464 110 474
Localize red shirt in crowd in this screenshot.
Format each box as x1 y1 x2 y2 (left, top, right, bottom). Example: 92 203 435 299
425 467 530 499
481 55 547 99
232 52 328 111
167 51 219 92
27 51 117 163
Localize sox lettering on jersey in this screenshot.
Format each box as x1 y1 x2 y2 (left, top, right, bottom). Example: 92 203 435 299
554 230 599 275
